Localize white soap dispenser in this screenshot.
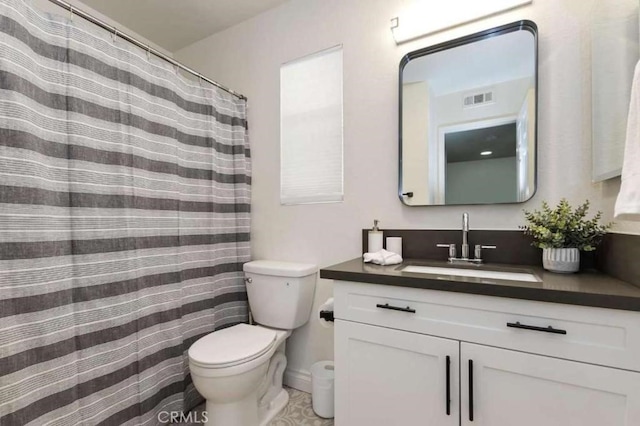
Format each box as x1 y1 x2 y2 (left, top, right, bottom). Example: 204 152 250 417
368 219 383 253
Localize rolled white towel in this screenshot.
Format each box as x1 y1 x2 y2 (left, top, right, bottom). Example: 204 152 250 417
363 249 403 266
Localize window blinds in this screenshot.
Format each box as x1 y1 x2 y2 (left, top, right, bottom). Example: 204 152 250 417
280 46 344 205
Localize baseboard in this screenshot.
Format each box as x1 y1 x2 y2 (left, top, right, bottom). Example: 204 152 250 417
283 367 312 393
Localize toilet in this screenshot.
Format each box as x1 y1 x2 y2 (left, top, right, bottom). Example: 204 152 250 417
188 260 317 426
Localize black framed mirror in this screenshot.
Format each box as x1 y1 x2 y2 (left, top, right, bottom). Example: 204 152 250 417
399 20 538 206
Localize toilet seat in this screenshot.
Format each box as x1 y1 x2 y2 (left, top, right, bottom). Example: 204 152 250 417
189 324 277 369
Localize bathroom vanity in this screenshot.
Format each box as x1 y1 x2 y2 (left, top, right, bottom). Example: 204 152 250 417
321 259 640 426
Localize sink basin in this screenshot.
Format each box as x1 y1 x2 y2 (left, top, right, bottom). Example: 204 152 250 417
400 265 539 282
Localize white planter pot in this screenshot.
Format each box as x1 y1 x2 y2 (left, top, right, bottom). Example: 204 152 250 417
542 248 580 273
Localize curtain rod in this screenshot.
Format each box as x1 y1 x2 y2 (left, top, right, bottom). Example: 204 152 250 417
47 0 247 101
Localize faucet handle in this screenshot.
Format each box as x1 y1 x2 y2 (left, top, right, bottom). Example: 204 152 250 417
474 244 496 260
437 243 456 259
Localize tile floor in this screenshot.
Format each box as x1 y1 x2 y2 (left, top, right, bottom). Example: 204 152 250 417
183 387 333 426
270 387 333 426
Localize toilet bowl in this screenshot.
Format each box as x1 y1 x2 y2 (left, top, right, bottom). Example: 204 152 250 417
189 324 290 426
188 260 317 426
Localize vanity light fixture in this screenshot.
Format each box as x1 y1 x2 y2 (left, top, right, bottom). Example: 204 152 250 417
480 151 493 156
390 0 533 44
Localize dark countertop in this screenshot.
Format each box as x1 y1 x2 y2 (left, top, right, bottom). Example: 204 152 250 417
320 258 640 312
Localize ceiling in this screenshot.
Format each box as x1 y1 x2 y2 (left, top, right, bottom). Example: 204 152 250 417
445 123 517 163
80 0 289 52
403 29 535 96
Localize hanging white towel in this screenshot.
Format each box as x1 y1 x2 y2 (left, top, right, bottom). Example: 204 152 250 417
615 60 640 220
363 249 403 266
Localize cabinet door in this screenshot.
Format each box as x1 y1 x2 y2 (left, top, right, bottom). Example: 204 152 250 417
461 342 640 426
335 319 459 426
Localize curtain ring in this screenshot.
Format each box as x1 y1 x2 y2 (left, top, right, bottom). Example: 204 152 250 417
146 45 151 61
112 28 118 43
69 6 73 22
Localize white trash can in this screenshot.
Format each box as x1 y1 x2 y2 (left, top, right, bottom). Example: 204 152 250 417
310 360 335 418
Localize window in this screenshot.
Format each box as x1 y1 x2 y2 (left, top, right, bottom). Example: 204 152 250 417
280 46 343 205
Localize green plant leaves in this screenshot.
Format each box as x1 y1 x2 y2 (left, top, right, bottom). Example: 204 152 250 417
520 199 612 251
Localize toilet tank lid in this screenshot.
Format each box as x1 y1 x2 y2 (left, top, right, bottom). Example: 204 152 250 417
243 260 318 277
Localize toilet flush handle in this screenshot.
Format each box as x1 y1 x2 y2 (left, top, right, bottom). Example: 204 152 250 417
245 277 252 283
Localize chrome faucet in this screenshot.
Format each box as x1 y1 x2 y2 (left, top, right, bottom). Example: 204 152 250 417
461 212 470 260
436 212 496 264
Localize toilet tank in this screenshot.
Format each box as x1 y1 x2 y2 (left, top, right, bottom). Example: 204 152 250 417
243 260 317 330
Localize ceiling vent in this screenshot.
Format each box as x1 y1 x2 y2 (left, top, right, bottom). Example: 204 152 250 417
463 91 494 108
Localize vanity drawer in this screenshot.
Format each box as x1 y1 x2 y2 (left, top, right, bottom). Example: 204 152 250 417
334 280 640 372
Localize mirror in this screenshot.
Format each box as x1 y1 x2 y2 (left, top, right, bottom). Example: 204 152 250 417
399 21 538 206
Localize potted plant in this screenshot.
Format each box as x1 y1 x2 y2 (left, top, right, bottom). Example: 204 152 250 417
520 199 612 273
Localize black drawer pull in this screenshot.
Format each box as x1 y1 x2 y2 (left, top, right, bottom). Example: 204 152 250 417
507 321 567 335
468 359 474 422
375 303 416 313
445 356 451 415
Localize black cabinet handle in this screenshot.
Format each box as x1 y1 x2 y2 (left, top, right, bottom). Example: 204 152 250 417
507 321 567 335
468 359 474 422
375 303 416 313
445 356 451 415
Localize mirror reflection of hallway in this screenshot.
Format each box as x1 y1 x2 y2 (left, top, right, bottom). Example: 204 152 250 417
444 123 517 204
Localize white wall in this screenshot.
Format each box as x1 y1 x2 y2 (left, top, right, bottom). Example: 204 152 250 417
435 77 532 128
402 81 430 205
175 0 640 388
32 0 172 56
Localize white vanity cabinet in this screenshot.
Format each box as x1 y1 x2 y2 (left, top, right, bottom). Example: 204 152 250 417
335 320 459 425
333 280 640 426
460 343 640 426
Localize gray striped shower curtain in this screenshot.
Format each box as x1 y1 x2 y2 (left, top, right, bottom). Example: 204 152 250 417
0 0 251 424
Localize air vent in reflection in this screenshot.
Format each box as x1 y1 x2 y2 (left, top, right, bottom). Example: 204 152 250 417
463 91 494 108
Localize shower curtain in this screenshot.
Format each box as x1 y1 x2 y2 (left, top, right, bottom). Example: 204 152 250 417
0 0 251 424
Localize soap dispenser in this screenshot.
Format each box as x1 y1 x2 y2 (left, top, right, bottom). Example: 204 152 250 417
368 219 383 253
